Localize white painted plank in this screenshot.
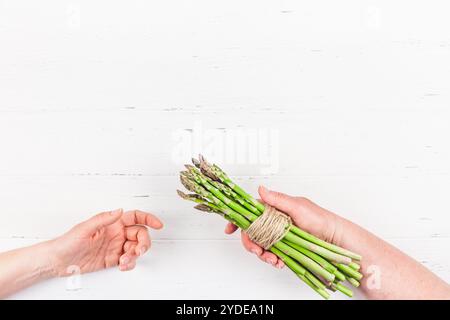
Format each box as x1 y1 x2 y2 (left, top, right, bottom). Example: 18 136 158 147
0 109 449 177
1 237 448 300
0 175 449 240
0 0 449 300
1 1 450 111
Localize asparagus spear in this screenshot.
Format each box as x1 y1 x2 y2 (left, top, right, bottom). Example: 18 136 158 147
333 262 363 281
332 281 353 298
222 211 331 299
185 165 352 264
179 155 364 299
181 189 336 283
347 278 360 288
196 156 362 261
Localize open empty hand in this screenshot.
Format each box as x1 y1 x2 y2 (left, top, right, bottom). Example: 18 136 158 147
50 209 164 276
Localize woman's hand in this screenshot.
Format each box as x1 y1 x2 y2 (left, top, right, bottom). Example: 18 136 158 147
225 186 344 269
0 209 164 298
49 209 164 276
226 186 450 299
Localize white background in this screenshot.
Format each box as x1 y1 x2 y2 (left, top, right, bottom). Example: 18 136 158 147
0 0 449 299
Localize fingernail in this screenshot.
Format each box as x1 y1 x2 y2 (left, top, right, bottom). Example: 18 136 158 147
119 264 127 271
110 208 122 216
121 256 129 265
268 258 276 265
139 246 147 256
251 248 261 256
260 185 268 193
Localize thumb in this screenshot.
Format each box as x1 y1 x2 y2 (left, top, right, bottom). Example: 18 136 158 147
258 186 298 215
79 208 123 234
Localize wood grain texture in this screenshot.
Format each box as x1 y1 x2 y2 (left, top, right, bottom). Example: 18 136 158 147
0 0 449 299
0 175 449 240
1 238 448 300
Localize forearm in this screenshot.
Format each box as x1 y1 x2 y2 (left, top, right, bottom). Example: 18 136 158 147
0 240 56 298
334 216 450 299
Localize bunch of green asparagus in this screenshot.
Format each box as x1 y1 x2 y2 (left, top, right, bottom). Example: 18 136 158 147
177 155 363 299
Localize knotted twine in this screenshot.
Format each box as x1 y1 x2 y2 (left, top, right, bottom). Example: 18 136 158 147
246 205 292 250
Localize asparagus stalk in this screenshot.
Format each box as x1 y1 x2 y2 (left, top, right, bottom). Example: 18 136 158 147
298 274 331 300
196 157 362 261
219 204 332 298
182 173 336 282
271 247 330 299
186 165 352 264
179 155 364 299
205 176 260 215
284 240 348 282
208 177 357 265
183 166 353 281
205 199 353 296
349 262 361 271
332 281 353 298
347 278 360 288
274 241 335 282
333 262 363 281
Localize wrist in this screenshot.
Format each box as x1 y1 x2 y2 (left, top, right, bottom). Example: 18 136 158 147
32 240 59 280
330 215 360 250
300 199 348 246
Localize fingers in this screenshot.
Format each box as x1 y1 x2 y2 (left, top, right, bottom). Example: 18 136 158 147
259 251 284 269
120 239 151 272
241 231 263 256
224 222 238 234
125 226 151 256
241 231 284 269
119 242 138 272
123 240 137 252
258 186 298 215
78 208 123 234
258 251 282 268
226 222 283 268
122 210 164 230
275 259 285 269
120 259 136 271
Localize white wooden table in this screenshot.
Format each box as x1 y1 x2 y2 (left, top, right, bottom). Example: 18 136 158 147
0 0 449 299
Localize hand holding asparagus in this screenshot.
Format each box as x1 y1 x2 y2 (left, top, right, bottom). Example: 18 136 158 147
178 155 363 299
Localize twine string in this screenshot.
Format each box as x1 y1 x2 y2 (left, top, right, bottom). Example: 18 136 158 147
246 205 292 250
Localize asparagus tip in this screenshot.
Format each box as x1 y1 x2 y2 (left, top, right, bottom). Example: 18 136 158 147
176 189 187 199
180 175 196 193
198 154 207 163
194 204 213 213
198 155 221 181
184 164 196 171
192 157 201 168
180 171 196 181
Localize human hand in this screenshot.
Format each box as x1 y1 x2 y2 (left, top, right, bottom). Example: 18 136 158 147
225 186 344 269
48 209 163 276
